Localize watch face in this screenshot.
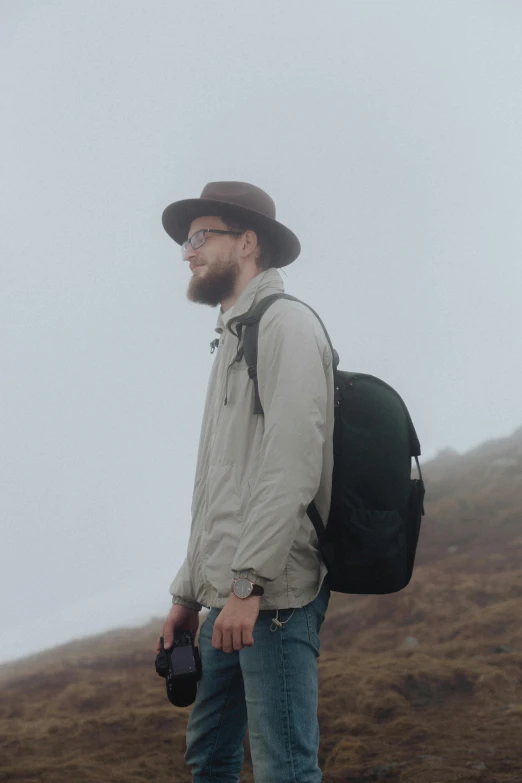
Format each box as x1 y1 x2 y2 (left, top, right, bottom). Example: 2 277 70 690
234 579 252 598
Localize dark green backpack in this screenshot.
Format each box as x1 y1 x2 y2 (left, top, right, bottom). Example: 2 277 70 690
234 293 425 595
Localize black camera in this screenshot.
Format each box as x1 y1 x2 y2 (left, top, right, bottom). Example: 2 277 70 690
155 630 202 707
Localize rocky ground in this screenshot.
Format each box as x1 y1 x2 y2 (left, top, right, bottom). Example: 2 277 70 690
1 428 522 782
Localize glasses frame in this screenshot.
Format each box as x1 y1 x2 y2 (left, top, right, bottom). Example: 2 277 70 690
182 228 244 259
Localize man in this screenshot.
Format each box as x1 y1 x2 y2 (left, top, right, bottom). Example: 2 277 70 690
157 181 335 783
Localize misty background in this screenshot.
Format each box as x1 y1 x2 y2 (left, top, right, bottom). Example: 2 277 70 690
1 0 520 664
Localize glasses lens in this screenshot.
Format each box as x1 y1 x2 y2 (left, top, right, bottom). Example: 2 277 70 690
192 230 205 250
181 241 188 260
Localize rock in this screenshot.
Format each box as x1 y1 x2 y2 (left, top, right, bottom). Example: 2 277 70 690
365 763 405 779
491 644 515 654
399 636 420 650
419 754 443 766
468 760 487 771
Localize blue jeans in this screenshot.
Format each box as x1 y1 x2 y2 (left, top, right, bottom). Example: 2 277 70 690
185 583 330 783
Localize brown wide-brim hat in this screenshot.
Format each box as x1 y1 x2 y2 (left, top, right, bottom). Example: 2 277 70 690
162 181 301 267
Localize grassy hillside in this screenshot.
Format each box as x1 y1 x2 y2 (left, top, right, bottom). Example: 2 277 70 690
1 428 522 782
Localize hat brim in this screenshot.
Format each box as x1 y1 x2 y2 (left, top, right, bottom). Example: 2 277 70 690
162 198 300 267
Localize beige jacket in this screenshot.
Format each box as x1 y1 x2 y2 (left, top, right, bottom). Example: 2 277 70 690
170 268 335 610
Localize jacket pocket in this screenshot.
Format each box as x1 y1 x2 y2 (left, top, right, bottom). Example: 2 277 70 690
205 464 243 529
204 464 243 593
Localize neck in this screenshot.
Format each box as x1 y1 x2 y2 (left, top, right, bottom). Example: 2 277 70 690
221 264 261 312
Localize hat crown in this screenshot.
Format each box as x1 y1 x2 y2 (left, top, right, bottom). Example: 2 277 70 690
200 181 276 220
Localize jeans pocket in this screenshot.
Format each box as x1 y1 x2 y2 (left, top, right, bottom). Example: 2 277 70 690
304 585 330 655
304 605 321 655
314 582 331 618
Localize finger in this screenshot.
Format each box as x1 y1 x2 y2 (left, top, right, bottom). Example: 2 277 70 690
242 627 254 647
212 625 222 651
163 624 175 650
155 636 162 654
233 627 243 652
222 628 233 654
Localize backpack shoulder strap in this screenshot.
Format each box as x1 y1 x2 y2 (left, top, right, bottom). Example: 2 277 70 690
237 293 289 414
237 293 338 415
240 293 291 360
237 293 331 540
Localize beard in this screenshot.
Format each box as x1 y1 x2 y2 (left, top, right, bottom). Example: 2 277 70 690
187 251 240 307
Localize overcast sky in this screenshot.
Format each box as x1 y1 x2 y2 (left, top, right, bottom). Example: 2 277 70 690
1 0 521 664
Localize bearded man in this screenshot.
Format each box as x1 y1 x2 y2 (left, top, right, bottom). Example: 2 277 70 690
157 181 335 783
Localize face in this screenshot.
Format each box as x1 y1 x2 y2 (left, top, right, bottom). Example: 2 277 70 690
184 216 242 307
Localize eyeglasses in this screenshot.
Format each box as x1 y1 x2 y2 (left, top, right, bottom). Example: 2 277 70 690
181 228 244 259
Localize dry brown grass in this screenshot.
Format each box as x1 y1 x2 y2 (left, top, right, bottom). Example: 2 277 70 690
1 428 522 782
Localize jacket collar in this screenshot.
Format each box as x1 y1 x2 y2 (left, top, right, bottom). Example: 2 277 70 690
215 268 285 335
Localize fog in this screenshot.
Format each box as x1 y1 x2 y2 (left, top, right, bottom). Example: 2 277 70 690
1 0 521 663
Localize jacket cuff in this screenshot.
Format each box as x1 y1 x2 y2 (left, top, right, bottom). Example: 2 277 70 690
231 569 269 588
171 595 202 612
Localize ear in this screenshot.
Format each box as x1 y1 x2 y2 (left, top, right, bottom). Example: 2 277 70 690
240 229 259 258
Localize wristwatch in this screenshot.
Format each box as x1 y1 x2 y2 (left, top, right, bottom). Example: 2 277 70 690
232 577 265 599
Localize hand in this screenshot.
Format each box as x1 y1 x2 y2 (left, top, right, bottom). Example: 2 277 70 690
212 592 261 653
155 603 200 654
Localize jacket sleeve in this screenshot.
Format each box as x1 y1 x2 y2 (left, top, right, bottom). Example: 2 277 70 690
169 557 202 611
231 303 331 585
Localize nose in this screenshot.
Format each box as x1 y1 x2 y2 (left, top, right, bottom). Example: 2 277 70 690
183 243 197 263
